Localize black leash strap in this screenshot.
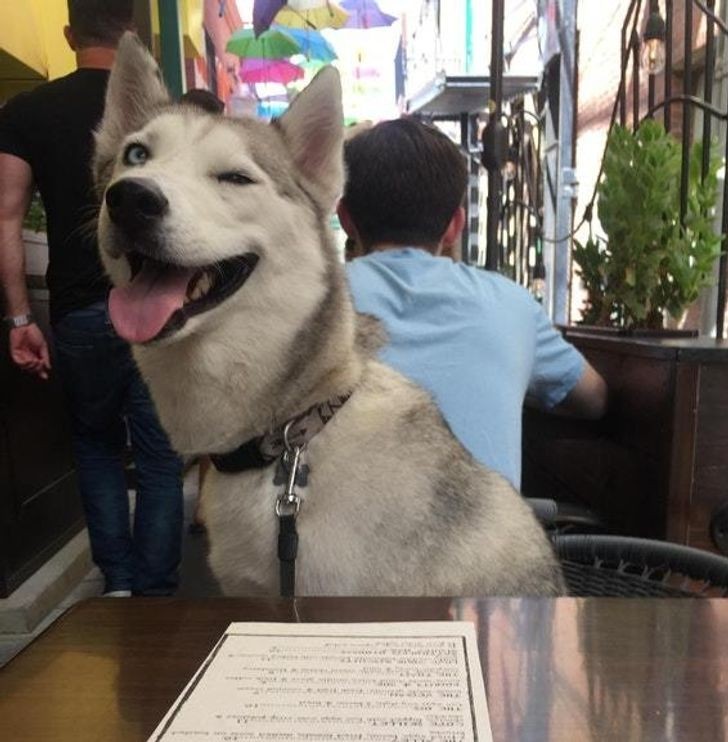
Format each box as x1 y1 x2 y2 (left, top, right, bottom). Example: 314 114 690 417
278 514 298 598
275 435 304 598
210 395 355 595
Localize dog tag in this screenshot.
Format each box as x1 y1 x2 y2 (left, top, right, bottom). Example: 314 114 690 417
273 453 309 487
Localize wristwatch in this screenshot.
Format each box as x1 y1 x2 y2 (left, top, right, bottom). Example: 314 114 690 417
3 313 35 328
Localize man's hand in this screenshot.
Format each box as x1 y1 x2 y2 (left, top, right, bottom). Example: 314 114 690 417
9 323 51 380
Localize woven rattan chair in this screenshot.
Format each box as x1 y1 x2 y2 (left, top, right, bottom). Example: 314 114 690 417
552 534 728 597
527 498 606 534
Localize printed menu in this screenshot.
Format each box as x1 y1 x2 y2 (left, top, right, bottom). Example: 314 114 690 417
148 621 492 741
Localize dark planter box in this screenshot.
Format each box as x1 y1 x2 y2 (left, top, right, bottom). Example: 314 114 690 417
0 289 82 597
558 324 699 339
522 328 728 554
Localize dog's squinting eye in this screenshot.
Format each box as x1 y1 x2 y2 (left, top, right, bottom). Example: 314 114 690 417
124 143 150 166
217 172 254 186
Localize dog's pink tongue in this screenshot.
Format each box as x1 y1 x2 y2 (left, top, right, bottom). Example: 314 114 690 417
108 261 195 343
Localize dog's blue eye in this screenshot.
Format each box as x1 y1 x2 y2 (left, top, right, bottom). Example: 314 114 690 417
217 172 253 186
124 143 150 166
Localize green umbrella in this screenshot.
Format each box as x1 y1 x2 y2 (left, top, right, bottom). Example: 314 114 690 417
226 28 301 59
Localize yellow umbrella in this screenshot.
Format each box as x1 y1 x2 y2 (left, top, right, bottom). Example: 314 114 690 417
275 1 349 30
0 0 74 99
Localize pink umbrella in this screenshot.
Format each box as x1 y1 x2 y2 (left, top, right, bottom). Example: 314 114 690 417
341 0 396 29
240 58 304 85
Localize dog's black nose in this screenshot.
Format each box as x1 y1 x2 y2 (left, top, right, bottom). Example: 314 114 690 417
105 178 169 231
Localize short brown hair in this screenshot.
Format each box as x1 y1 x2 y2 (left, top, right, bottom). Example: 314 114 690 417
67 0 134 48
342 118 467 250
180 89 225 114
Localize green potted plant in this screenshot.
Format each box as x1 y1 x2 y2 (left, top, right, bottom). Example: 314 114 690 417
22 190 48 279
573 120 722 331
23 190 47 234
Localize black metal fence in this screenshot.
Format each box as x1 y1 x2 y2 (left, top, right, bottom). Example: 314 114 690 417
496 98 545 290
482 0 728 334
617 0 728 336
481 0 573 313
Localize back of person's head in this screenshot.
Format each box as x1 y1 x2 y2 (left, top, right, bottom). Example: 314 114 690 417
67 0 134 49
342 118 467 251
180 88 225 114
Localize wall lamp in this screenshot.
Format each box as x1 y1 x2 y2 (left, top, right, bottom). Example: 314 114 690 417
480 117 508 172
641 0 667 74
643 0 728 77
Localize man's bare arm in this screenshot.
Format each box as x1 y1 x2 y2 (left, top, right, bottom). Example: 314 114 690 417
552 361 608 419
0 152 51 379
0 153 33 315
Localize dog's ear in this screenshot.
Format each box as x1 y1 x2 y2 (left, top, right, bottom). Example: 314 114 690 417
93 32 170 194
277 66 344 212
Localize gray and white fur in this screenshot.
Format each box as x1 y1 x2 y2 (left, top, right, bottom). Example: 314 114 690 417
94 33 564 597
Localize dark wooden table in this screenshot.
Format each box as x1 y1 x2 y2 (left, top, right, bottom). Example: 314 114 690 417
1 597 727 741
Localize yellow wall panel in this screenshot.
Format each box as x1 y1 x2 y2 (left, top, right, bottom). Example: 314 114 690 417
0 0 74 97
34 0 75 80
182 0 205 58
151 1 204 59
0 3 46 77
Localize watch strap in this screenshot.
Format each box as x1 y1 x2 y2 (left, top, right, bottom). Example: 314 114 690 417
3 313 35 328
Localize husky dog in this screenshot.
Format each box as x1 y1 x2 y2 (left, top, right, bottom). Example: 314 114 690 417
94 34 564 597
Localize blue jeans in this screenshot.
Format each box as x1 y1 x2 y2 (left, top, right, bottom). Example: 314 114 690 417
53 302 183 595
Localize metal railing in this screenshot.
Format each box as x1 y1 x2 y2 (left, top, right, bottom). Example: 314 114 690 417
617 0 728 336
494 100 545 291
484 0 728 332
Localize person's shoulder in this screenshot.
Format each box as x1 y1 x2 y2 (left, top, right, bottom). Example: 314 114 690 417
346 252 378 271
348 247 421 271
2 71 77 110
42 69 107 96
30 69 107 101
0 88 35 118
458 264 534 300
457 266 551 325
0 84 47 137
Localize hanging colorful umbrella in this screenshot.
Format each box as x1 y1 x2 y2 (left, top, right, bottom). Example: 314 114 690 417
274 2 349 31
226 28 301 58
271 25 337 62
340 0 396 29
257 99 290 119
240 58 304 85
253 0 287 37
294 56 329 72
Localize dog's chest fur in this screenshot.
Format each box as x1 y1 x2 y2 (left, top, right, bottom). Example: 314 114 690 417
197 362 564 597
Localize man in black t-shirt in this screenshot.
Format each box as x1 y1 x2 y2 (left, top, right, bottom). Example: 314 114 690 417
0 1 184 597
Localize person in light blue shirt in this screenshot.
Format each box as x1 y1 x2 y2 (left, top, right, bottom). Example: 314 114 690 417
340 119 607 489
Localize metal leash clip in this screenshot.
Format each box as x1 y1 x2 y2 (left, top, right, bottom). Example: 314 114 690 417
275 421 303 518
